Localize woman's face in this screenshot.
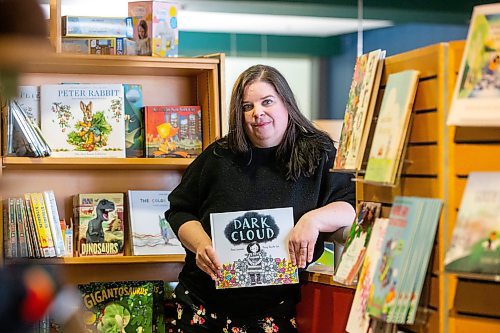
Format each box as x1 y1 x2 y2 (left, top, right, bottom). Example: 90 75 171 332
242 80 289 148
138 25 146 39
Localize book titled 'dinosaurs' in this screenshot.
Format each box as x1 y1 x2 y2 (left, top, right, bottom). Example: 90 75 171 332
210 207 299 289
144 105 202 158
74 193 125 256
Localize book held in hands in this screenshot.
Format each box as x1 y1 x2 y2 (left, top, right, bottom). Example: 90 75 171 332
210 207 299 289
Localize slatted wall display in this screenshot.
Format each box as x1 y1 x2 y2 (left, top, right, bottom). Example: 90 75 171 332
356 42 460 333
446 41 500 333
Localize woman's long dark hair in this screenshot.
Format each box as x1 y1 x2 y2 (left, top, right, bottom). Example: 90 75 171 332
224 64 334 181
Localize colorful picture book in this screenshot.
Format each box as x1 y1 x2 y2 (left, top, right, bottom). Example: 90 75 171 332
77 280 164 333
144 105 202 158
334 49 385 172
74 193 125 256
40 83 125 158
447 3 500 126
334 201 382 285
124 84 144 157
444 172 500 276
346 217 389 333
366 196 442 324
364 70 420 185
210 207 299 289
127 190 185 255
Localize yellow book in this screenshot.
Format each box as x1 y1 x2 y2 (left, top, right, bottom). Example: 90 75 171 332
27 192 56 257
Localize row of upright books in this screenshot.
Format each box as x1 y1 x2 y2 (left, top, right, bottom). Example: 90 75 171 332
61 0 179 57
3 190 185 258
5 84 202 159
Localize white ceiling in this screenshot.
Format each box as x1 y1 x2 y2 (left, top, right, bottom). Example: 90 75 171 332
40 0 392 37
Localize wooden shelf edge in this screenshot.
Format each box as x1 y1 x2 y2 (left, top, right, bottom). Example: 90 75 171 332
2 156 192 170
5 254 185 265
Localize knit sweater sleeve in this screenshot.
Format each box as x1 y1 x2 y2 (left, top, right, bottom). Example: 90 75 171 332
165 145 212 237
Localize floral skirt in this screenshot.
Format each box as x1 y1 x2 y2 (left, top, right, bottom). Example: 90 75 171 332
173 282 298 333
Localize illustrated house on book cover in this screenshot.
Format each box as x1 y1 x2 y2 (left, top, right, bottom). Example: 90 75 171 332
445 172 500 275
77 280 164 333
74 193 125 256
364 70 420 185
334 49 385 172
128 190 185 255
447 3 500 126
210 207 299 289
40 83 125 157
145 105 202 158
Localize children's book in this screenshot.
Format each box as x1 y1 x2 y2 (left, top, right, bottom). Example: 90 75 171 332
364 70 420 185
144 105 202 158
40 83 125 158
444 172 500 276
346 218 389 333
77 280 164 333
334 49 385 172
334 201 382 285
124 84 144 157
210 207 299 289
447 4 500 126
127 190 185 255
367 197 424 322
73 193 125 256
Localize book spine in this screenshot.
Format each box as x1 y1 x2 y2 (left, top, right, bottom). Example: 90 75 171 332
18 197 35 258
65 221 74 257
27 193 56 257
9 198 18 258
23 196 43 258
43 191 66 257
15 198 29 257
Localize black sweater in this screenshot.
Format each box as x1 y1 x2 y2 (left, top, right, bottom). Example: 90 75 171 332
166 140 356 317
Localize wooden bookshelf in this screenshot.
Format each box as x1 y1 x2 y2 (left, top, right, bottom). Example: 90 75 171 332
0 53 224 285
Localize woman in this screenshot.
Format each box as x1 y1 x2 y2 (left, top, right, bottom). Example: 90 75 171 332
166 64 356 332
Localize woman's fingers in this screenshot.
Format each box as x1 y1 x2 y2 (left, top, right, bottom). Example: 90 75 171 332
196 246 221 280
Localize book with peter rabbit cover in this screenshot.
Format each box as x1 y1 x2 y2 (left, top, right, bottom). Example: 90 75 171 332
210 207 299 289
40 83 125 157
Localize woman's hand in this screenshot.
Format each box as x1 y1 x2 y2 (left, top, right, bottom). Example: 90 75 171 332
195 239 221 280
288 214 320 268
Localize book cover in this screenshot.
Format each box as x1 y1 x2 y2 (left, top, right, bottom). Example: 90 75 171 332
346 218 389 333
334 201 382 285
334 49 385 172
144 105 202 158
210 207 299 289
444 172 500 275
40 83 126 158
447 4 500 126
367 197 424 321
43 190 66 257
128 1 179 57
127 190 185 255
74 193 125 256
364 70 420 185
124 84 144 157
78 280 163 333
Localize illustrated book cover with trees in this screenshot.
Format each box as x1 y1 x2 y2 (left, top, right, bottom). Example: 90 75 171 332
144 105 202 158
334 49 385 172
124 84 144 157
364 70 420 185
334 201 382 285
210 207 299 289
77 280 165 333
127 190 185 255
73 193 125 256
445 172 500 276
447 3 500 126
40 83 125 157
